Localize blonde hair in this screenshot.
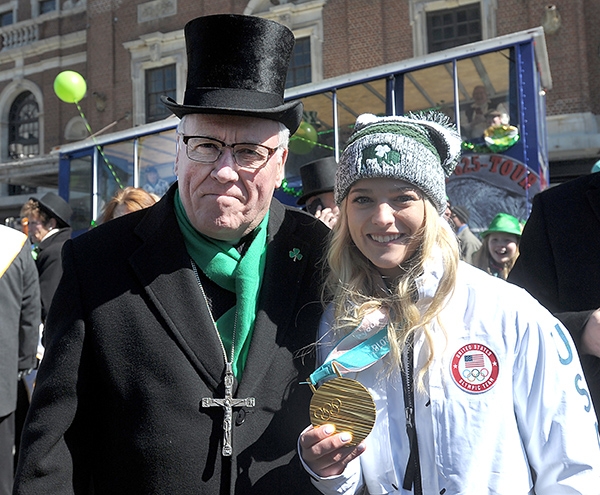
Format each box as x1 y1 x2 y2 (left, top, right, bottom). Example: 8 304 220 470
100 187 157 224
325 196 459 383
472 233 520 280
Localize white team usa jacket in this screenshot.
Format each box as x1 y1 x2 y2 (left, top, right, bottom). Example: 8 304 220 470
306 259 600 494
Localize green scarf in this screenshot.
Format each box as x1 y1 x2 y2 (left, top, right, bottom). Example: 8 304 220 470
174 190 268 379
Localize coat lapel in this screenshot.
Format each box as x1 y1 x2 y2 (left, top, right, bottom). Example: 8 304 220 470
128 190 225 389
238 200 314 395
127 192 318 395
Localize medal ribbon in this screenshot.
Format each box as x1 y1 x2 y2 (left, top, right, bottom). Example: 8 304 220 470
309 309 390 385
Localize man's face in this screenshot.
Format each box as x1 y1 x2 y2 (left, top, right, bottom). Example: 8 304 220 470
147 171 158 185
449 212 462 229
306 192 337 215
472 86 488 105
174 113 287 241
27 211 53 244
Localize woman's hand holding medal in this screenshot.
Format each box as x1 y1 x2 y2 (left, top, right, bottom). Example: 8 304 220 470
300 308 389 477
299 424 366 477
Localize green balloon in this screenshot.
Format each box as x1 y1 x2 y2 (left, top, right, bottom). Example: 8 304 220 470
54 71 87 103
289 121 318 155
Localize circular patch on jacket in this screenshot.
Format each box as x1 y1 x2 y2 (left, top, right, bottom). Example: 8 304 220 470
450 343 499 394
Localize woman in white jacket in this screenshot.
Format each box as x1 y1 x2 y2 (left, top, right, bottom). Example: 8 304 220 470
299 112 600 494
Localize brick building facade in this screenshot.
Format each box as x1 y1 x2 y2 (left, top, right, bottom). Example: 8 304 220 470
0 0 598 221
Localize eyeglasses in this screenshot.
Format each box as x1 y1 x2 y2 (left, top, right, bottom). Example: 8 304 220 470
181 135 280 169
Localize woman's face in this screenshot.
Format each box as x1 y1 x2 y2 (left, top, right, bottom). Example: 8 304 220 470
346 178 426 278
487 233 519 264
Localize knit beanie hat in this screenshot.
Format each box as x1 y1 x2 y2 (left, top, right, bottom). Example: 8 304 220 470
335 112 462 214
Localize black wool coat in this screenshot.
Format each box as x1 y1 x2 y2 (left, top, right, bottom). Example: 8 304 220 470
509 172 600 419
15 186 329 495
35 227 72 321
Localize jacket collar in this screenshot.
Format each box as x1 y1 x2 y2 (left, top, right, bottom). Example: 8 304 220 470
237 198 314 396
38 227 72 249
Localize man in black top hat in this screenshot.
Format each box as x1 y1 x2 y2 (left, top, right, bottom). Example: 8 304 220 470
298 156 340 228
15 14 327 495
20 192 73 321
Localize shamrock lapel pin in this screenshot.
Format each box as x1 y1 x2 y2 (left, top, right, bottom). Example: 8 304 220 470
289 248 303 262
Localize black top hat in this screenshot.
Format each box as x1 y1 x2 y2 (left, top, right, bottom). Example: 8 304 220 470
33 192 72 228
297 157 338 205
161 14 303 133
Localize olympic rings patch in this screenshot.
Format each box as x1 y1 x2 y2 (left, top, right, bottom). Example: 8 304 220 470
450 343 499 394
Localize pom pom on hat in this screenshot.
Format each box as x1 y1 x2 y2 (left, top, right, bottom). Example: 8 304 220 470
335 112 462 213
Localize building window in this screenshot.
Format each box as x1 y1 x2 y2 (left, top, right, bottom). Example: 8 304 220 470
8 184 37 196
39 0 57 14
145 64 176 123
0 10 13 26
9 92 39 159
286 37 312 89
427 3 481 52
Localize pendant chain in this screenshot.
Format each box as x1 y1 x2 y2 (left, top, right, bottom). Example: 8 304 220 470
190 258 237 365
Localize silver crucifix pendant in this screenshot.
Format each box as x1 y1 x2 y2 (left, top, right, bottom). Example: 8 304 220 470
202 362 255 456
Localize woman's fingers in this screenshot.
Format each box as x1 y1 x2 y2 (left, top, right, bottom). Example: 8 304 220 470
300 425 366 477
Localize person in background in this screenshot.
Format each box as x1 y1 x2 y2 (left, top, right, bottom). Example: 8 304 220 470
460 85 508 140
142 165 170 197
17 193 72 463
509 171 600 422
472 213 521 280
443 197 453 226
298 112 599 494
19 192 72 322
0 225 40 495
449 204 481 264
99 186 157 224
14 14 328 495
297 156 340 229
485 109 505 128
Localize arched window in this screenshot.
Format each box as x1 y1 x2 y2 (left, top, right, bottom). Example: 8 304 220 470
9 91 39 158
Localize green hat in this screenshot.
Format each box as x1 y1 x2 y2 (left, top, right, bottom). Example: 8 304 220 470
482 213 522 238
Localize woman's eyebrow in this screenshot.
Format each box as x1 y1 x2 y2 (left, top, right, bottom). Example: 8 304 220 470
349 186 418 194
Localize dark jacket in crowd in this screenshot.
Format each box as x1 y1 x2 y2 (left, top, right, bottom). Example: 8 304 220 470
35 227 72 320
509 172 600 419
0 226 39 418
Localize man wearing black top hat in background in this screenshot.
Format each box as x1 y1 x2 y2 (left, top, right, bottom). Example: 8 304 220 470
20 192 73 322
14 14 327 495
297 156 340 228
16 192 72 482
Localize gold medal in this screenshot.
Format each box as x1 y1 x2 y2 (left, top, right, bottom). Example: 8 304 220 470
309 376 376 445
